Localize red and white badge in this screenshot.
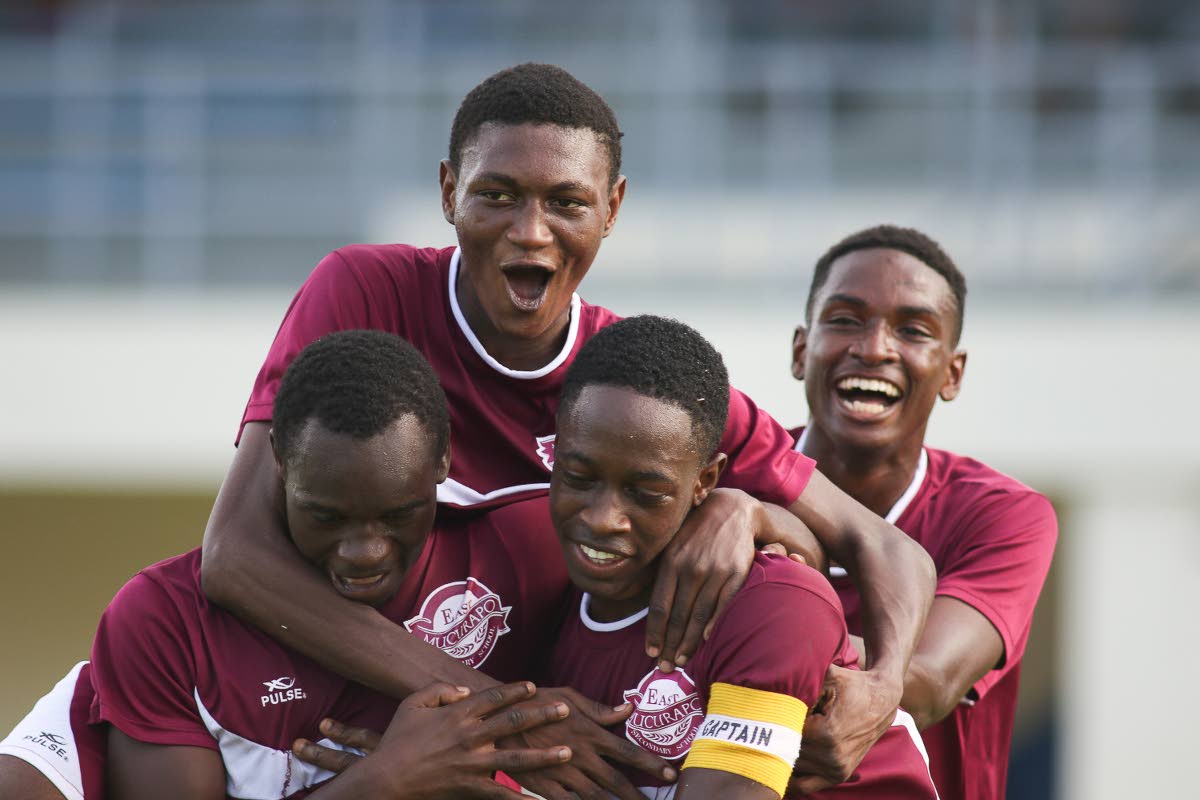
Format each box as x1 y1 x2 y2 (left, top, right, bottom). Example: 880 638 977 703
404 578 511 669
623 668 704 760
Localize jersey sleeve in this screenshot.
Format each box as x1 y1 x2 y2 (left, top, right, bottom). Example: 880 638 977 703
717 387 815 507
684 567 846 797
238 249 375 442
89 574 216 750
934 490 1057 699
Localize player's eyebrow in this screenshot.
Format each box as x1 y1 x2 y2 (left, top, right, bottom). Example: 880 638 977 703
822 293 868 309
470 171 520 188
897 304 940 317
547 180 595 196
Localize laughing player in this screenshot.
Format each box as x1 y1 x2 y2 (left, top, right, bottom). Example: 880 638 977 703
202 63 935 796
1 330 657 799
788 226 1057 800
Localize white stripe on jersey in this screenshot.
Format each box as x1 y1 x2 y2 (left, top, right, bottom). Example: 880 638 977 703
194 689 362 799
0 661 88 800
448 247 583 380
436 477 550 506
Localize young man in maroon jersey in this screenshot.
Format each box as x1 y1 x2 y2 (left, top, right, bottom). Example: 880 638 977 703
201 63 935 798
787 225 1057 800
0 330 631 799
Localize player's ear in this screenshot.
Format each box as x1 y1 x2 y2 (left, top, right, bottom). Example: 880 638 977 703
691 452 727 507
434 442 452 484
601 175 627 238
439 160 458 226
791 325 808 382
269 429 287 482
940 350 967 402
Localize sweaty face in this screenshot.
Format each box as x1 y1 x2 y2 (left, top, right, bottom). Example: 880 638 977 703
550 385 714 621
799 248 963 454
442 122 624 368
279 415 447 608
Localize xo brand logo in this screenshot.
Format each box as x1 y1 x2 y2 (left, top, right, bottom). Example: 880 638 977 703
405 578 511 669
623 669 704 760
261 676 307 707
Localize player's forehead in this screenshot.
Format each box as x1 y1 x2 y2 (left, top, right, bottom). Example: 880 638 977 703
286 415 437 495
558 385 700 474
817 248 956 318
458 122 612 186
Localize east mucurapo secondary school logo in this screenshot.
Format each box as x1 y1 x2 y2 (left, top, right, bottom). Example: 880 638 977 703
623 668 704 760
404 578 512 668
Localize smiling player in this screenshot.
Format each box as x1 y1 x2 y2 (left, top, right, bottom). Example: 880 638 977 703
201 63 936 796
545 315 938 799
788 226 1057 800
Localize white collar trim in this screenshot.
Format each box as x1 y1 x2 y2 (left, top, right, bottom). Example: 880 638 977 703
794 426 928 524
579 593 649 632
447 247 582 380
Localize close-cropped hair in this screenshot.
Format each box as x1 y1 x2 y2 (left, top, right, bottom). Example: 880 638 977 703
449 62 623 185
559 315 729 458
807 224 968 344
272 330 450 463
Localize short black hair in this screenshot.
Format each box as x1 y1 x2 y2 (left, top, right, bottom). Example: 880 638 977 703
807 225 968 344
559 316 729 458
449 62 623 186
272 330 450 465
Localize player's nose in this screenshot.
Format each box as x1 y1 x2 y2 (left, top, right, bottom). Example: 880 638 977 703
578 486 632 538
506 200 554 249
849 319 897 364
334 531 393 572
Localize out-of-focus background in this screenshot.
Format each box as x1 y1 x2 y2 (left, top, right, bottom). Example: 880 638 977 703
1 1 1197 797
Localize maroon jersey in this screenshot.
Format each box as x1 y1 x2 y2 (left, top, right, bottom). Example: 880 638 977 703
794 429 1057 800
88 498 564 799
549 554 938 799
241 245 813 509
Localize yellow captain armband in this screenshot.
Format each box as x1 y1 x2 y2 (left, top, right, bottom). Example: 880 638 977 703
681 682 807 797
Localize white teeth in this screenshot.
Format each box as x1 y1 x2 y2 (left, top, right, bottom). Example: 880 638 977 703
580 544 623 563
842 397 889 416
837 377 901 398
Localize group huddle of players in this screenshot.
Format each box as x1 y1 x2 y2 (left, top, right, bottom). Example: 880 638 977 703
0 64 1057 800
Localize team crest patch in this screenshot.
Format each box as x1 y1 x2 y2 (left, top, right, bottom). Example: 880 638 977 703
623 669 704 760
535 434 556 470
404 578 511 668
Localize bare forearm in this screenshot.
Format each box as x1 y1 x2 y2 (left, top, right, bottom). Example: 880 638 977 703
758 503 827 572
789 471 935 684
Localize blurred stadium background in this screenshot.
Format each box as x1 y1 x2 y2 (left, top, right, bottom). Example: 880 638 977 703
1 2 1196 797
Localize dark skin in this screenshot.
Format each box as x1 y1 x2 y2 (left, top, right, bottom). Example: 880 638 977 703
787 248 1004 793
203 121 933 792
0 756 77 800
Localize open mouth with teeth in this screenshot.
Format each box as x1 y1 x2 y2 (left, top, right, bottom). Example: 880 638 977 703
578 543 628 567
502 265 553 312
835 376 903 418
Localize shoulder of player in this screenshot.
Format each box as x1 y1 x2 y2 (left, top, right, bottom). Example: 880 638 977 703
320 243 452 288
579 298 623 333
723 553 846 620
923 446 1053 511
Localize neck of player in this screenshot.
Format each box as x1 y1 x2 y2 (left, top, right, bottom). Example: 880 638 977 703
800 424 925 518
456 267 572 372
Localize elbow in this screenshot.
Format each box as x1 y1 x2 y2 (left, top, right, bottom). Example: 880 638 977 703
904 663 963 731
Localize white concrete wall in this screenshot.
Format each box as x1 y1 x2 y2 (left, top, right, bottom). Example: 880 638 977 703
0 288 1196 797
